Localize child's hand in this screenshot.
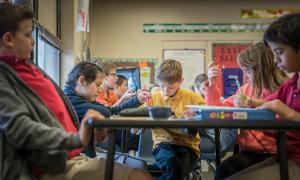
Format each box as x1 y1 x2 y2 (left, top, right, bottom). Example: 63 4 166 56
233 94 250 107
258 99 300 121
183 110 196 117
137 90 151 104
207 62 221 86
94 128 108 143
258 99 287 118
122 90 136 100
80 109 105 146
259 99 283 112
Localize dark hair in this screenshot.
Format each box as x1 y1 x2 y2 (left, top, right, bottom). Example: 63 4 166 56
116 75 127 86
0 2 34 38
66 62 102 88
156 59 182 84
263 13 300 51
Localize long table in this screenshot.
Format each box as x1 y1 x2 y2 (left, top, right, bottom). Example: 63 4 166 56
88 118 300 180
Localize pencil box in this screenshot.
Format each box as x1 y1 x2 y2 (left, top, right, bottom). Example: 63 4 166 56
187 105 276 121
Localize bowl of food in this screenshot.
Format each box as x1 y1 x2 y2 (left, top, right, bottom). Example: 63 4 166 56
148 106 172 119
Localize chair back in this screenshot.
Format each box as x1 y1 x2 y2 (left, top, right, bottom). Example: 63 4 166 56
137 129 155 164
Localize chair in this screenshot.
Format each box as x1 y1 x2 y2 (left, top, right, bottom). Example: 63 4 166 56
136 129 163 176
200 133 218 172
95 147 148 170
136 129 155 164
200 128 238 172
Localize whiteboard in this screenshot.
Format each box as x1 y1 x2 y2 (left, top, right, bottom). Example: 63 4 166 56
163 49 205 89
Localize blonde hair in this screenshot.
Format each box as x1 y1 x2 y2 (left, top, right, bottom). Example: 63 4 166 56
156 59 182 84
95 61 116 75
237 42 288 98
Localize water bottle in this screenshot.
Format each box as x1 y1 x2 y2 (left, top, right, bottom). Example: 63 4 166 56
128 74 137 92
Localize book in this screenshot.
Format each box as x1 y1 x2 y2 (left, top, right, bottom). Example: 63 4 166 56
186 105 275 121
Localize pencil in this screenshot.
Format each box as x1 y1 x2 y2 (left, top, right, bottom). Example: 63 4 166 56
235 78 243 96
144 92 150 107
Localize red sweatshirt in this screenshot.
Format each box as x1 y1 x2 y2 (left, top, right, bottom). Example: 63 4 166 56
0 54 81 159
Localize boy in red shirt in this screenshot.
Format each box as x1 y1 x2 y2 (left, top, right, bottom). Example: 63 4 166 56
228 13 300 180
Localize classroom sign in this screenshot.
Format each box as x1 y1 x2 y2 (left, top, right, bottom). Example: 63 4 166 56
212 43 251 97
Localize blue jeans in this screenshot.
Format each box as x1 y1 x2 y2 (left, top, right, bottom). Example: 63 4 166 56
152 144 199 180
200 128 237 159
220 128 237 152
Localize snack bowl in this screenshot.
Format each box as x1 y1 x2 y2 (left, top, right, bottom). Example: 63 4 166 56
148 106 172 119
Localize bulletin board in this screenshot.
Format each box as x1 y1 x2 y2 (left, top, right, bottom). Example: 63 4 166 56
92 57 158 89
163 49 205 89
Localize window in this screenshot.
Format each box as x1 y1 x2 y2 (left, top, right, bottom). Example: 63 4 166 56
32 21 62 86
37 34 61 85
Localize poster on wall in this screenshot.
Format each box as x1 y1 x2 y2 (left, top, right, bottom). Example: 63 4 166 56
212 43 252 97
76 0 90 32
92 58 158 90
241 9 300 19
140 67 151 89
163 49 205 89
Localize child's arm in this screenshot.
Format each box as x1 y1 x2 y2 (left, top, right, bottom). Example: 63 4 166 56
207 62 221 86
205 63 224 106
112 90 136 107
247 99 266 108
259 99 300 121
234 98 266 108
138 90 151 105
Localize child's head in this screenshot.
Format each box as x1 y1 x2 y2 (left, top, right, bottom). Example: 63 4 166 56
237 42 288 98
192 73 208 97
263 13 300 73
156 59 183 97
0 2 34 60
66 62 103 102
114 75 128 98
95 62 117 90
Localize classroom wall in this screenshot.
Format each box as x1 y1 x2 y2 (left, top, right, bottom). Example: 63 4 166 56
37 0 85 86
61 0 83 86
90 0 300 72
38 0 57 36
